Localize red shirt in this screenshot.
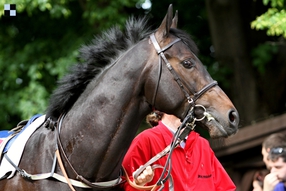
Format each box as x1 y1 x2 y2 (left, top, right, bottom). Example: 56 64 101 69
122 121 236 191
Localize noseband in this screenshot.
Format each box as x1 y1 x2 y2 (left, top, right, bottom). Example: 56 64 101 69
149 33 217 118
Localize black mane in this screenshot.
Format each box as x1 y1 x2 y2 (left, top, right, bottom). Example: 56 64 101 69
45 17 199 123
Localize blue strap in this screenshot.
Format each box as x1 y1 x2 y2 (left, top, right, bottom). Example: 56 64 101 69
2 114 42 153
0 131 12 138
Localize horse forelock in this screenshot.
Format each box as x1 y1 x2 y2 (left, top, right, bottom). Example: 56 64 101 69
169 28 199 56
46 16 152 121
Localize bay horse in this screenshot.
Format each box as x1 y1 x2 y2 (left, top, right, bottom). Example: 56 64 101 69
0 5 239 191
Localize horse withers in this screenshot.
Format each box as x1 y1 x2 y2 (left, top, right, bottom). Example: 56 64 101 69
0 5 239 191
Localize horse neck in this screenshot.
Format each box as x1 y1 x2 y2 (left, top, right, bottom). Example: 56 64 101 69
59 39 153 181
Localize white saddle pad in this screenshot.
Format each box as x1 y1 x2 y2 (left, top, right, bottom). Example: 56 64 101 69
0 115 46 179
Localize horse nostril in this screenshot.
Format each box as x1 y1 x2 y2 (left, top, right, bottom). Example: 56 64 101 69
229 111 235 122
228 109 239 127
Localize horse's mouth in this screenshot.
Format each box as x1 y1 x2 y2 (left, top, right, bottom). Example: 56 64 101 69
192 105 238 138
197 115 237 139
207 121 228 138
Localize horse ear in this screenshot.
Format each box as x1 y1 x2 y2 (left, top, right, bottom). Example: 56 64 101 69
171 10 178 29
156 4 173 40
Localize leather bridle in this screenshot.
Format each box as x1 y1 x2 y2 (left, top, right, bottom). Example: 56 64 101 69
143 33 218 190
149 33 218 119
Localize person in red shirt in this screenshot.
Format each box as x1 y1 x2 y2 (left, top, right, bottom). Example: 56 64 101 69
122 111 236 191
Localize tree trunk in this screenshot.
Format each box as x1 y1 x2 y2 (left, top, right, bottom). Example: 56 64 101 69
205 0 259 126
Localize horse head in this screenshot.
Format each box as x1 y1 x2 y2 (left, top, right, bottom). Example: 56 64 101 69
145 5 239 138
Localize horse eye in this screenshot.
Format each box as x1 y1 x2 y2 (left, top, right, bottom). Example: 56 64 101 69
181 59 195 69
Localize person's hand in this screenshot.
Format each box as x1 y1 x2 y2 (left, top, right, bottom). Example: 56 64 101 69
133 166 154 186
263 173 279 191
252 180 263 191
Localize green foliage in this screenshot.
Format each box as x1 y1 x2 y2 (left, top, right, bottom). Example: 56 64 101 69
0 0 72 18
82 0 142 28
251 0 286 38
263 0 284 7
251 43 278 74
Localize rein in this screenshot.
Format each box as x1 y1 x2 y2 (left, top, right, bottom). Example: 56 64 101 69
131 105 208 191
55 114 124 190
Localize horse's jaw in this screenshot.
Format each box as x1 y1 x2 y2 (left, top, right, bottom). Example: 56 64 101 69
199 116 238 139
207 121 236 139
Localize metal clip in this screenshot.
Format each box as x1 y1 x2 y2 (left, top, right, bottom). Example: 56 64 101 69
203 112 214 122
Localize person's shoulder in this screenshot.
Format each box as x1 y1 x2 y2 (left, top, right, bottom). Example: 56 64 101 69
192 132 214 152
134 125 162 141
273 182 286 191
194 132 210 145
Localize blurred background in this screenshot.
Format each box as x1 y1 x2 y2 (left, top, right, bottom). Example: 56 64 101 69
1 0 286 190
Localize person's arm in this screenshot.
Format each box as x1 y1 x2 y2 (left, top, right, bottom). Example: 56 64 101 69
122 132 154 190
212 152 236 191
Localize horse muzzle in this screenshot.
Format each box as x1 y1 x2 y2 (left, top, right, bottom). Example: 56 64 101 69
194 105 239 138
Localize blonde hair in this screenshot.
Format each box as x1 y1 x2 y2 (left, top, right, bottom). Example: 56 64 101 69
146 111 164 127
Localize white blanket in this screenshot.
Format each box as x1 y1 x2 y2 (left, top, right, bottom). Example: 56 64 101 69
0 115 46 179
